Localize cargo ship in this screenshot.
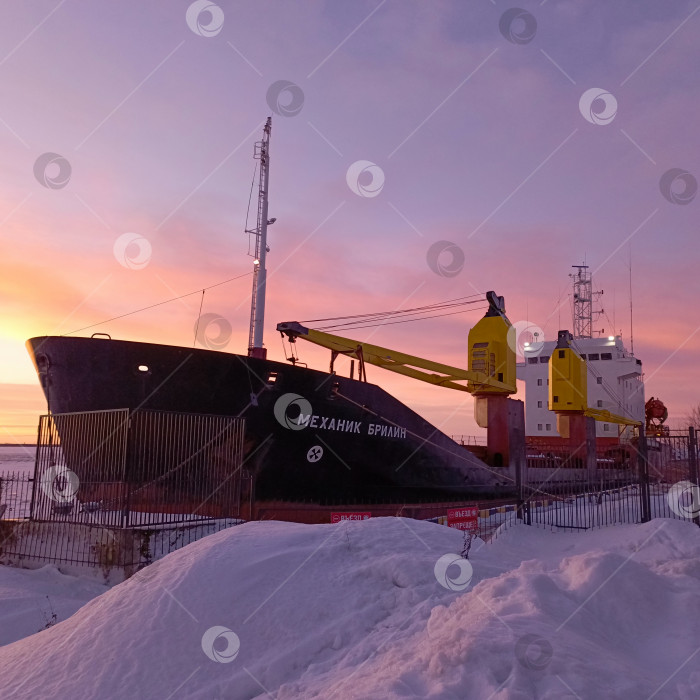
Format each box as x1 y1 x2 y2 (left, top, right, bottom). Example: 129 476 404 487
26 118 515 506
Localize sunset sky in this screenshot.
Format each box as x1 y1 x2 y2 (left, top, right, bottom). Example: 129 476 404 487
2 1 699 443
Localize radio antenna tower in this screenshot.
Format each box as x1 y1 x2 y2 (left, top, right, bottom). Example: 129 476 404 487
570 265 603 339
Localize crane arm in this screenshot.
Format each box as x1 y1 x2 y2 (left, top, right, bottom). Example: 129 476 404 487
583 408 641 427
276 321 513 393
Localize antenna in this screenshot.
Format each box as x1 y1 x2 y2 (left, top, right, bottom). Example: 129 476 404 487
569 264 603 338
629 246 634 355
570 265 590 337
247 117 273 360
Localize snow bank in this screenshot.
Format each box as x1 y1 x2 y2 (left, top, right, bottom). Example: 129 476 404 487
308 520 700 699
0 565 108 647
0 517 699 699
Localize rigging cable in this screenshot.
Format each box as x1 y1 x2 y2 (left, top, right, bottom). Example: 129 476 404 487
63 271 253 336
244 161 259 256
316 306 489 332
303 292 483 324
304 293 486 332
193 289 205 348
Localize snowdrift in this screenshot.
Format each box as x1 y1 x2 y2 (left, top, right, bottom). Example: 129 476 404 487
0 517 699 699
0 565 108 647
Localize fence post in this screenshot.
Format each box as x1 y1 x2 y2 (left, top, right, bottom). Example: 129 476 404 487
515 442 523 522
688 426 699 528
121 412 131 529
515 443 530 526
637 432 651 523
29 415 45 520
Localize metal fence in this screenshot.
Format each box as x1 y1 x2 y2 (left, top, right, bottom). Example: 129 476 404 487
0 517 242 572
0 410 247 572
32 409 247 528
517 429 700 531
644 429 700 525
0 471 34 520
32 409 129 525
450 435 487 446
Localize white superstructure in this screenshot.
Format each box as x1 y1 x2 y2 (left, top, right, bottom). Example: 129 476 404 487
516 335 644 440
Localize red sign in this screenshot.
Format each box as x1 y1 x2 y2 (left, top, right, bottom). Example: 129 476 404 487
447 507 478 532
331 512 371 523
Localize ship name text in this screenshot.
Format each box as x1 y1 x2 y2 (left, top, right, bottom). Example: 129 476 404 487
296 414 407 439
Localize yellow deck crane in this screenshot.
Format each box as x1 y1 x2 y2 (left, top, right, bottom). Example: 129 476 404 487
278 291 519 466
548 330 641 428
277 291 516 397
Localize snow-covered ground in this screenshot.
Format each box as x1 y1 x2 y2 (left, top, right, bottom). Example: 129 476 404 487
0 565 109 647
0 516 699 699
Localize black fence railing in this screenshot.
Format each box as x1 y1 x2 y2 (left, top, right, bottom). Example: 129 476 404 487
32 409 247 528
0 410 248 571
0 516 243 570
0 471 34 520
517 429 700 531
644 429 700 525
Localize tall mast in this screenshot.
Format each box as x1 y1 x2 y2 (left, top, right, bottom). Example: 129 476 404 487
247 117 273 359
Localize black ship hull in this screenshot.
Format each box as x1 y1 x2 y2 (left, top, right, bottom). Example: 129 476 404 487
26 336 510 503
